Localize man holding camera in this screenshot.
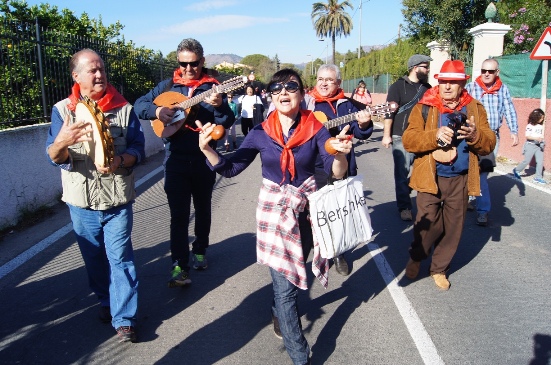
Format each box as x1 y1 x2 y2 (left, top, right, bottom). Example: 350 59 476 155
401 60 496 290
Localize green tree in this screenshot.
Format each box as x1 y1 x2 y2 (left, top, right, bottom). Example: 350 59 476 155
497 0 551 55
311 0 354 65
240 54 271 69
401 0 487 62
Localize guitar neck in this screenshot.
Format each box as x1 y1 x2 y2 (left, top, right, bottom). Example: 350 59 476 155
324 114 358 129
323 102 397 130
178 88 214 110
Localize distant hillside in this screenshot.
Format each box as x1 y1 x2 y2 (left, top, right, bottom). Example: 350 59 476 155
205 54 242 68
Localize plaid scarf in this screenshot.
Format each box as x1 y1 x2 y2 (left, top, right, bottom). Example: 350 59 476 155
256 176 329 289
262 110 323 183
67 83 128 112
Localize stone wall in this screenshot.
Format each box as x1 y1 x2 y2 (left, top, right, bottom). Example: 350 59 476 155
0 120 164 230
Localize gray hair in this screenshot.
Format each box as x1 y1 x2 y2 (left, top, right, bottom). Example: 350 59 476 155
70 48 101 74
176 38 204 58
317 64 341 81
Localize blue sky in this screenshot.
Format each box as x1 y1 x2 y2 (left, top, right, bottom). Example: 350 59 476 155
24 0 405 65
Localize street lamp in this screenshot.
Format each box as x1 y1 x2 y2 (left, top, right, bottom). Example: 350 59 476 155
306 54 313 75
319 39 328 64
359 0 371 59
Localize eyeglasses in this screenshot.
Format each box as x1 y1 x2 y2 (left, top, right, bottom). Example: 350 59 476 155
481 69 497 74
178 60 201 68
269 81 300 95
316 77 336 84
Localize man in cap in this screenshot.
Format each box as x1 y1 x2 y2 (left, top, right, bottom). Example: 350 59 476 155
402 60 496 290
465 58 519 226
383 54 433 221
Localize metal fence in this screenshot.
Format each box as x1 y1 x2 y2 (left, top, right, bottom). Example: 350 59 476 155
0 19 176 128
341 73 392 95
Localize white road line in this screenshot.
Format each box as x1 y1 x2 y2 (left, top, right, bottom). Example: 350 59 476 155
368 242 445 365
0 166 164 281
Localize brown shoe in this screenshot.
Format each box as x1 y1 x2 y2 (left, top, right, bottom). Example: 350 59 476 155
431 273 450 290
405 259 420 279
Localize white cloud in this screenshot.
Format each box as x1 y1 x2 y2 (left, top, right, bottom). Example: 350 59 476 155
161 15 289 35
184 0 238 12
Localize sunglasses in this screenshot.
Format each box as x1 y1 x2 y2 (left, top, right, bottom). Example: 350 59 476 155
269 81 300 95
178 60 201 68
481 69 497 74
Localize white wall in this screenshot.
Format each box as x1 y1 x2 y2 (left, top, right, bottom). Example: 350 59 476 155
0 119 164 230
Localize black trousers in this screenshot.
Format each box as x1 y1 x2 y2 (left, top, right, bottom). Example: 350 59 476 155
164 156 216 271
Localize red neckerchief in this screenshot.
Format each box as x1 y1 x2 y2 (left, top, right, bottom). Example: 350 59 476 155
67 83 128 112
475 75 502 97
309 87 346 115
262 110 323 184
172 69 219 89
419 85 473 114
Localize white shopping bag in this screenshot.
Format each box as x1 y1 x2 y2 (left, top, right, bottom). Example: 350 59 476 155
308 175 373 259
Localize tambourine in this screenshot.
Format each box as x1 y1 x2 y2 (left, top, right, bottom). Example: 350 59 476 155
75 96 115 168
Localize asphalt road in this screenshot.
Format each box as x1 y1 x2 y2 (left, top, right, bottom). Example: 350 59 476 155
0 124 550 365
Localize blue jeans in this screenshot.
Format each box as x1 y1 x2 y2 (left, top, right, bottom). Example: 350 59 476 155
477 137 500 214
270 268 310 365
392 136 415 211
68 203 138 329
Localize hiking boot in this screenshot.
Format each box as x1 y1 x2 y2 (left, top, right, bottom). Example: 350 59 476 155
168 264 191 288
400 209 413 221
192 254 208 270
405 259 421 279
272 313 282 339
116 326 137 343
333 255 350 276
512 168 521 179
431 273 450 290
98 306 112 324
476 213 488 227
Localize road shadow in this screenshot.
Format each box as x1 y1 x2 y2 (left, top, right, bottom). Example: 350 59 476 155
529 333 551 365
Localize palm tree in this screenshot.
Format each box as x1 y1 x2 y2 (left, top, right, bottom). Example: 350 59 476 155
311 0 354 66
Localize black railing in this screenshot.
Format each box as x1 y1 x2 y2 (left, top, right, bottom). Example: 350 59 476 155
0 19 175 128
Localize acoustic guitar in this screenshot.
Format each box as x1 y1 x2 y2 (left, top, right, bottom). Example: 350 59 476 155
313 101 399 155
152 76 247 138
313 101 398 129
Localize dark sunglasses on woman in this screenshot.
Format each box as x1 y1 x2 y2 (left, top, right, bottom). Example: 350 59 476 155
269 81 300 95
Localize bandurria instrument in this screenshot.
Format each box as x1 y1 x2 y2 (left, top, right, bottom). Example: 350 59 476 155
315 101 399 154
152 76 248 138
75 96 115 168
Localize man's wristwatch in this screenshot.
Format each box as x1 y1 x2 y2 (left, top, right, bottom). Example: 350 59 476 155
119 155 125 169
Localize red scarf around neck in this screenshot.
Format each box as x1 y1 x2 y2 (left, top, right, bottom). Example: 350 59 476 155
419 85 473 114
262 110 323 183
67 83 128 112
475 75 502 97
173 69 219 88
309 88 346 114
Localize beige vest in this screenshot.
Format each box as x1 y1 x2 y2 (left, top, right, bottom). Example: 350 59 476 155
54 99 136 210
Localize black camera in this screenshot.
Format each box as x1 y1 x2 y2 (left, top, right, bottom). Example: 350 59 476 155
446 112 468 137
437 112 468 147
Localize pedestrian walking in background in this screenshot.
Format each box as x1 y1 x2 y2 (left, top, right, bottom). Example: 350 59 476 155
351 80 372 105
513 108 546 184
465 58 519 226
383 54 433 221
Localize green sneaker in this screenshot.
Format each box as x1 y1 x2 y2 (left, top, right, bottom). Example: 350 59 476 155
168 265 191 288
192 254 208 270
